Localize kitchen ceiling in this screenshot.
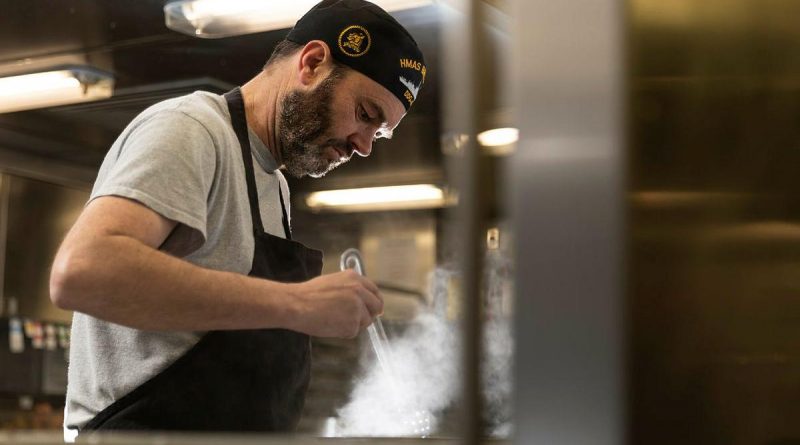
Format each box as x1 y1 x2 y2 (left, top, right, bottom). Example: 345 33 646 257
0 0 443 193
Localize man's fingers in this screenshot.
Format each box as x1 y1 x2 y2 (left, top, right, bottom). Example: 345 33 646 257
346 273 382 316
298 271 387 338
358 286 384 317
358 302 377 330
358 275 381 299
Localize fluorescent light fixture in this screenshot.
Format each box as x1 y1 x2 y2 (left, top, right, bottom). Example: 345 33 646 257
165 0 434 38
0 67 113 113
306 184 447 212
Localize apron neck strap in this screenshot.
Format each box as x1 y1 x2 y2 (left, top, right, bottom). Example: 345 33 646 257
223 87 292 240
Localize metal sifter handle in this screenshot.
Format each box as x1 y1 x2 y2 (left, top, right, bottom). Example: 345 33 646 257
339 248 395 384
339 248 366 276
338 248 433 437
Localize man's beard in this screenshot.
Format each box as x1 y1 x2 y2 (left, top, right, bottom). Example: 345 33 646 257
279 67 352 178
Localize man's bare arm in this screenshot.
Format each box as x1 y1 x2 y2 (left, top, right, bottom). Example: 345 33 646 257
50 196 382 338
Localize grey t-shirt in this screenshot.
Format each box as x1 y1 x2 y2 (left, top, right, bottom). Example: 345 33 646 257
64 91 292 439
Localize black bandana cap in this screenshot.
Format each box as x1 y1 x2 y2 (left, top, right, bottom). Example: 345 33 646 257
286 0 426 111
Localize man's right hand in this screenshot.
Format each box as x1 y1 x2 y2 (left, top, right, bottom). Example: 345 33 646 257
288 270 384 339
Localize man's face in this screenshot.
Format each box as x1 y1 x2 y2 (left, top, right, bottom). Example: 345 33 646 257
278 67 406 178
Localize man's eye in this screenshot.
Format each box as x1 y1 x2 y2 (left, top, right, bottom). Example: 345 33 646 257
358 106 371 121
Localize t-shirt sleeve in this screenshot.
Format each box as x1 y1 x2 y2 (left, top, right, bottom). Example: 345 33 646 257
91 110 217 251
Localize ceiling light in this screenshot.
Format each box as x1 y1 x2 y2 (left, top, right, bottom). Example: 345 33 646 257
477 127 519 147
0 67 113 114
164 0 434 38
306 184 448 212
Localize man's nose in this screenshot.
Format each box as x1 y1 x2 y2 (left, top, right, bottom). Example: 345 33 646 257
349 133 374 157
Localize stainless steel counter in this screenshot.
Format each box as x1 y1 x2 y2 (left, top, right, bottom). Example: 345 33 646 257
0 432 508 445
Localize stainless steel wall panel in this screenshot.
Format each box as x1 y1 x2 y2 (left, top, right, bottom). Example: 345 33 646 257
629 0 800 443
510 0 626 444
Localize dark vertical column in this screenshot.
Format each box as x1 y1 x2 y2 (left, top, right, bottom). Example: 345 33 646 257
440 0 492 443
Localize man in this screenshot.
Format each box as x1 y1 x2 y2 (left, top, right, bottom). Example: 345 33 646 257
49 0 426 439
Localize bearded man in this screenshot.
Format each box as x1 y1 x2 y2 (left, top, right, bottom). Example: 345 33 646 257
49 0 426 440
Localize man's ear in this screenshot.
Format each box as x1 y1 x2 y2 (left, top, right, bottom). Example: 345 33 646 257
297 40 333 87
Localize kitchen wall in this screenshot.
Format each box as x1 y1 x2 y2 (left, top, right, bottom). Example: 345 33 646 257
1 174 89 323
0 173 86 431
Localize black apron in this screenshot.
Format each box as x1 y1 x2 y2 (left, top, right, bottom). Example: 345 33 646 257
81 88 323 433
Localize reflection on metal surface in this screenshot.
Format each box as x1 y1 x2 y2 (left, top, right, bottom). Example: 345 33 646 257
510 1 625 445
477 128 517 156
486 228 499 250
707 221 800 242
629 0 800 442
631 191 753 208
521 136 619 162
477 128 517 147
440 132 470 156
442 130 517 157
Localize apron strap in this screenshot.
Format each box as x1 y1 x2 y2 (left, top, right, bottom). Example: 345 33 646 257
223 87 292 240
277 180 293 239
